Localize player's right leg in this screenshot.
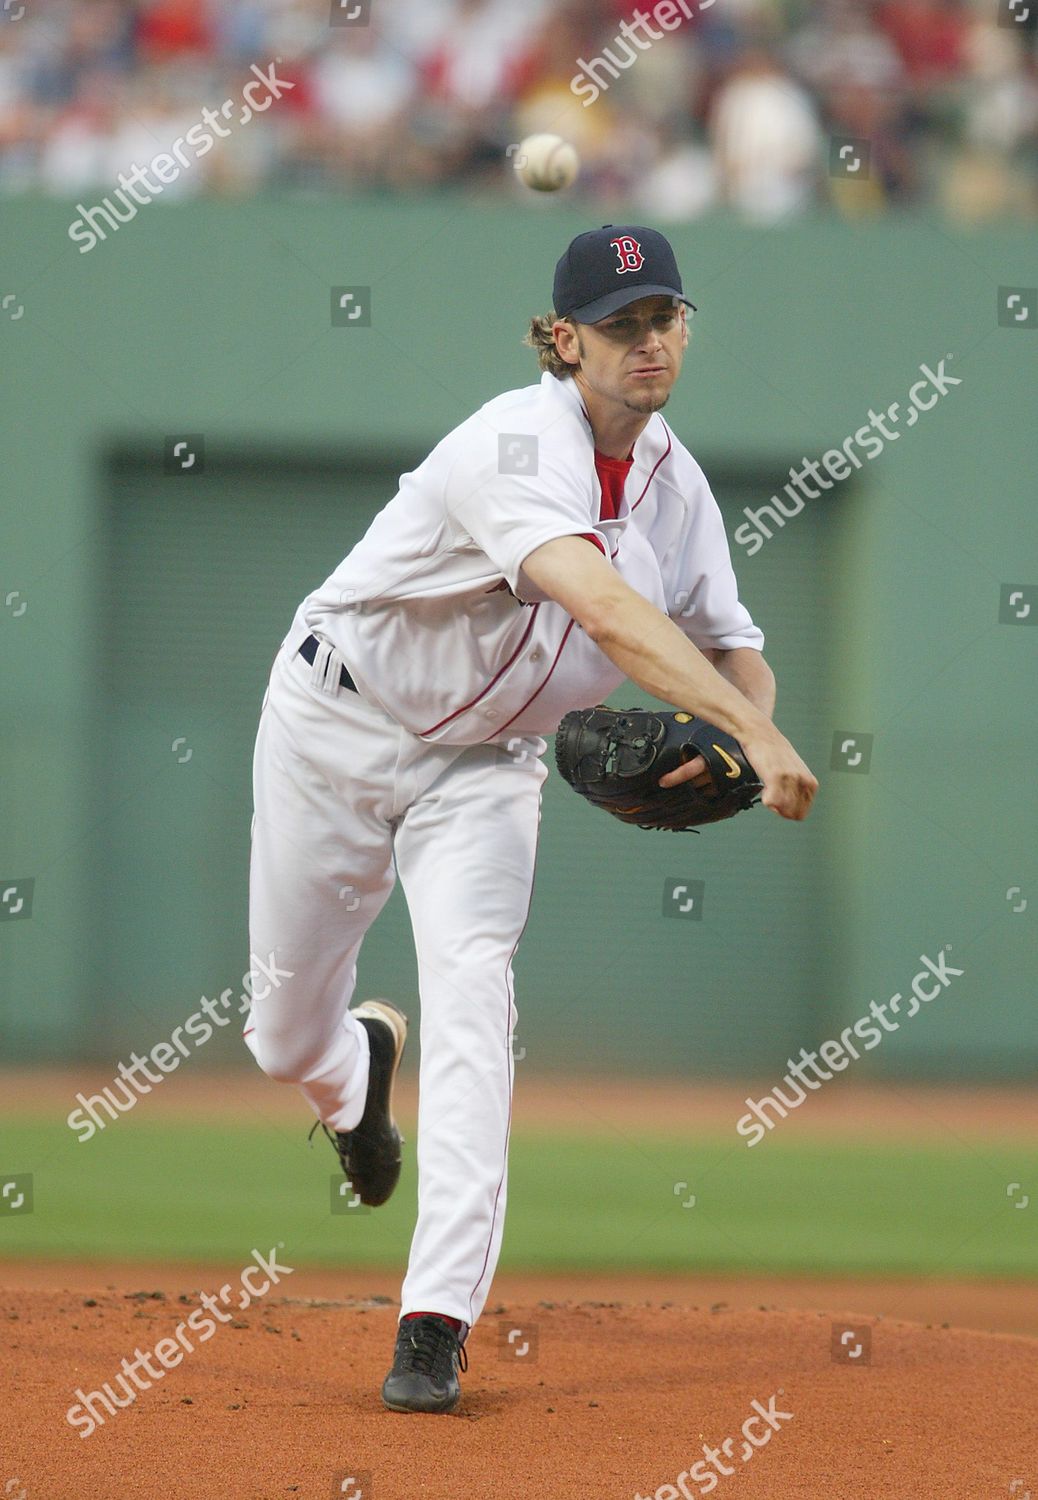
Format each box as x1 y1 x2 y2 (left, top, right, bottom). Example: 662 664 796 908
244 641 401 1151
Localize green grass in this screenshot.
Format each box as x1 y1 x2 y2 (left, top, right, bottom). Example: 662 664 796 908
1 1116 1036 1278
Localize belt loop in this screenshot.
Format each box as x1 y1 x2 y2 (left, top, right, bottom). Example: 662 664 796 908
309 638 343 698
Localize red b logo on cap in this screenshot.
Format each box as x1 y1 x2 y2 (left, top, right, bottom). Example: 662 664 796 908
610 235 644 274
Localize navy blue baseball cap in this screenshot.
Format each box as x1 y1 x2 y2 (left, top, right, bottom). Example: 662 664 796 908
553 224 697 324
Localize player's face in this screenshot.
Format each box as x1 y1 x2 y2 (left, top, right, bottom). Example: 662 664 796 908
573 296 687 415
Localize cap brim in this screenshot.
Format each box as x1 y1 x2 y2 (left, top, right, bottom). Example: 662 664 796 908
563 285 697 324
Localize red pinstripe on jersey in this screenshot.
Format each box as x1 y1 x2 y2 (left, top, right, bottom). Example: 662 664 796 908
445 423 673 743
478 616 580 743
418 605 541 737
631 421 671 510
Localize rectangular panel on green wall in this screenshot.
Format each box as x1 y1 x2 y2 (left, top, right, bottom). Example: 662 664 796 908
87 451 853 1076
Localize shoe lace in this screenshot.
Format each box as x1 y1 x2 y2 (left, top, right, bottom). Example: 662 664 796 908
309 1119 339 1148
403 1317 468 1377
309 1120 349 1170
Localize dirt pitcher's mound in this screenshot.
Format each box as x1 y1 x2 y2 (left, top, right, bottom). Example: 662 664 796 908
5 1290 1035 1499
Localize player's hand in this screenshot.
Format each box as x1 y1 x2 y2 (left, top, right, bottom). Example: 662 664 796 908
658 754 711 791
660 735 817 818
739 727 818 820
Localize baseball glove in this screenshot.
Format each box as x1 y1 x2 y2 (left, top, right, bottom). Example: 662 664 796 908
554 705 762 832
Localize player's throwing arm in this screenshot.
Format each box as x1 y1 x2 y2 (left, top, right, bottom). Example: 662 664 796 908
522 535 818 822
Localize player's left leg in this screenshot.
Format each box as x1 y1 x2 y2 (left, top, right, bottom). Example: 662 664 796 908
388 735 547 1383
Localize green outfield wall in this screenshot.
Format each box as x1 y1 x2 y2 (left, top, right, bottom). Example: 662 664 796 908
1 198 1034 1077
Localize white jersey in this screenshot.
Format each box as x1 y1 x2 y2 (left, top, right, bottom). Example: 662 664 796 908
284 370 763 746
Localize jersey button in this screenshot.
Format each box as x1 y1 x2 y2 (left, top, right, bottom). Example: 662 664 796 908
482 707 499 720
529 648 543 662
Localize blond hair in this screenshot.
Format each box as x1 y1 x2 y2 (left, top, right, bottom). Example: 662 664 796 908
524 312 578 379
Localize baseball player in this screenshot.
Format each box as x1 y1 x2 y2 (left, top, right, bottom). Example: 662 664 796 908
244 225 817 1414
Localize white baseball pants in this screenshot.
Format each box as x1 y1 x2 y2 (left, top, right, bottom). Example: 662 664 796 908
244 638 547 1330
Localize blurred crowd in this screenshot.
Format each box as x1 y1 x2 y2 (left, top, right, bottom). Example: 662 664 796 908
1 0 1037 221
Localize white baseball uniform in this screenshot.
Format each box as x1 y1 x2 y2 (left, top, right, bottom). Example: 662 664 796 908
245 369 762 1330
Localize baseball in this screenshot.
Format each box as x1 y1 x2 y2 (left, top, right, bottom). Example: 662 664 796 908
513 133 580 193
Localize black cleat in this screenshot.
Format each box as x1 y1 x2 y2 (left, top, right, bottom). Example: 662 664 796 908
312 999 407 1208
381 1314 468 1414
